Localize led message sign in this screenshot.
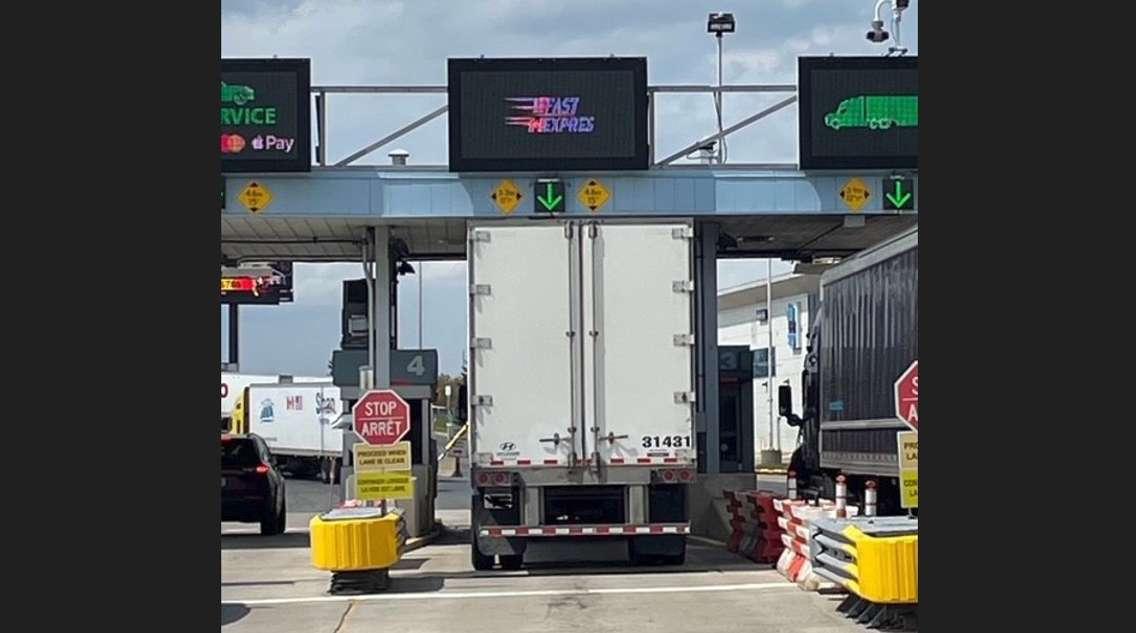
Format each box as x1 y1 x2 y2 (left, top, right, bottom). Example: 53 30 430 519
798 56 918 170
448 57 648 172
221 58 311 173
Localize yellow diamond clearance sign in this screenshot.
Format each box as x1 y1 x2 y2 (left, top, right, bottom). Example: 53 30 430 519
897 431 918 509
490 179 522 215
353 441 414 500
839 178 870 212
577 179 611 213
238 181 273 214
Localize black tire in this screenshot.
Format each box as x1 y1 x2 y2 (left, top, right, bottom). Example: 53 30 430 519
499 555 523 570
659 543 686 566
628 539 652 566
261 496 286 535
470 496 494 571
630 537 686 566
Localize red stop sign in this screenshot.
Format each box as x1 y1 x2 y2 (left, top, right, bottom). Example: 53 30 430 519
894 360 918 431
353 390 411 446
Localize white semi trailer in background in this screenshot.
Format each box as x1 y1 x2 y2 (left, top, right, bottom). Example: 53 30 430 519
468 221 696 569
228 382 345 482
221 372 328 430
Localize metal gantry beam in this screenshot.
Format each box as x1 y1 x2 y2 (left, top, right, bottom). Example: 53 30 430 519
655 95 798 166
310 84 799 169
335 105 449 167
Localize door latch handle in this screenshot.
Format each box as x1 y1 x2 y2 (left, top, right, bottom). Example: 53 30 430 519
539 433 562 447
600 433 629 444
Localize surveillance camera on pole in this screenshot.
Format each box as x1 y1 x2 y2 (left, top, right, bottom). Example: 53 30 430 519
867 0 910 54
865 19 890 43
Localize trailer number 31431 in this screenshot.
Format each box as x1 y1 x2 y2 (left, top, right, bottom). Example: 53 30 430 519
642 436 691 448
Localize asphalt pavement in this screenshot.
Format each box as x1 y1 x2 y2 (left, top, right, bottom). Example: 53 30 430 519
222 472 872 632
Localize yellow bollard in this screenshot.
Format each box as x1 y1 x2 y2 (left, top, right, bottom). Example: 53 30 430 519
310 507 406 594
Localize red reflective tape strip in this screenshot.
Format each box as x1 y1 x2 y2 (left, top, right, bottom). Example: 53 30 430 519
664 457 678 463
637 458 652 464
516 459 531 465
488 528 501 537
610 458 625 464
543 459 560 465
515 527 529 535
568 527 583 535
596 526 610 534
650 525 665 534
490 460 504 465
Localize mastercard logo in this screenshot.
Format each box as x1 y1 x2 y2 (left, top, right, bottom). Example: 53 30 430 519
221 134 246 154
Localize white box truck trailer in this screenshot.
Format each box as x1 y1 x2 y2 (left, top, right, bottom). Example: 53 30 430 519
468 220 695 569
221 372 330 430
234 382 344 482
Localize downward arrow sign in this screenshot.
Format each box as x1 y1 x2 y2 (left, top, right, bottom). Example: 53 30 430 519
885 180 912 208
537 182 563 211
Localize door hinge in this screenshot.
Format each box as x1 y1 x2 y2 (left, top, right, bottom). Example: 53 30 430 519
673 280 695 293
565 223 574 239
673 334 695 346
673 391 696 404
469 229 491 243
473 395 494 407
672 226 695 240
469 284 491 296
588 224 598 239
470 337 492 349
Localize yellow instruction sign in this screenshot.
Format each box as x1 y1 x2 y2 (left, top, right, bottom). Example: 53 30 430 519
354 442 411 473
355 472 415 501
491 180 522 215
839 178 870 212
238 181 273 214
577 179 610 212
897 431 918 509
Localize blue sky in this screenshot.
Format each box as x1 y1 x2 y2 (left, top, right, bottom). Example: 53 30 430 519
221 0 918 376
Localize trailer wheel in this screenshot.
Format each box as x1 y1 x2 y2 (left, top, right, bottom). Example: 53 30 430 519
659 545 686 566
470 496 494 571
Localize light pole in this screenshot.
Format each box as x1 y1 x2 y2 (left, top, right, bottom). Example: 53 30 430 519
707 12 736 164
767 259 775 453
417 262 423 349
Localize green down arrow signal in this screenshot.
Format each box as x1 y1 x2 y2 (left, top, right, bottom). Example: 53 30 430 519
886 180 912 208
537 182 563 211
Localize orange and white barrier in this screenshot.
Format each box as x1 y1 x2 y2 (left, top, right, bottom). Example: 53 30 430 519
722 489 784 563
773 496 859 591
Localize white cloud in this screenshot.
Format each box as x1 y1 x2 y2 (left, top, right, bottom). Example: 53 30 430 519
222 0 918 372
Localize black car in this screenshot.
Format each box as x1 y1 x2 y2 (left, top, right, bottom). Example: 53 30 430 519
222 434 286 535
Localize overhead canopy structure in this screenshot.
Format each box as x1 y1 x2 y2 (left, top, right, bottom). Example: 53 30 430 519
222 168 916 263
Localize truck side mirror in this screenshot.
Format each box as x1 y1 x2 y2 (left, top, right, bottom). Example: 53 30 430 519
778 385 793 417
457 384 468 422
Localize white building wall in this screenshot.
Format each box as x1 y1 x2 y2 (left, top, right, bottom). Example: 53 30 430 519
718 291 812 463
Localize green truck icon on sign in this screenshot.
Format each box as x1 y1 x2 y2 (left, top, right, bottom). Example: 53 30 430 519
221 82 256 106
824 95 917 130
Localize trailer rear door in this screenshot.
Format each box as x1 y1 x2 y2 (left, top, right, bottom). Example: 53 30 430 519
469 225 580 466
582 222 695 466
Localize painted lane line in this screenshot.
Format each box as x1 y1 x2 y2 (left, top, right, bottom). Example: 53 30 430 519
223 581 796 607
